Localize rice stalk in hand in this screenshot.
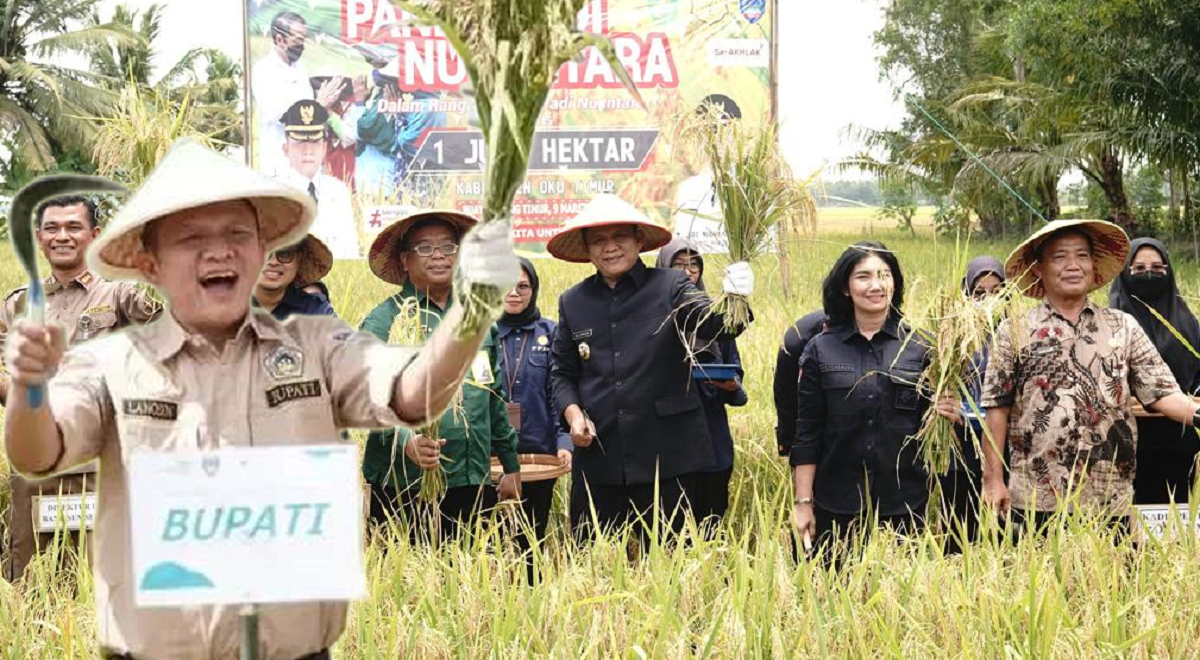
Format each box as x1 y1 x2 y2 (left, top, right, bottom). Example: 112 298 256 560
674 104 812 331
387 297 459 503
392 0 644 337
908 252 1015 475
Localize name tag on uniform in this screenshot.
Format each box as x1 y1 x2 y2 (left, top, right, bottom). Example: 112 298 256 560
123 398 179 421
265 379 322 408
470 351 494 385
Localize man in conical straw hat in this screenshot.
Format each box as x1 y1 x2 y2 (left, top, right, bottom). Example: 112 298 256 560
978 219 1200 533
253 233 338 320
358 209 522 541
546 193 754 543
2 138 517 659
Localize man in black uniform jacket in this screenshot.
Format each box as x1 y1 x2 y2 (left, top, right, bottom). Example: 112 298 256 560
547 194 754 541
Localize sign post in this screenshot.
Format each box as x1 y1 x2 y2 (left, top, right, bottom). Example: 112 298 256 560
127 444 365 658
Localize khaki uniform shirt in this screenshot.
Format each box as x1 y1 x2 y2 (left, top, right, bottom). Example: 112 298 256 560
0 270 160 350
1 270 160 473
980 300 1180 515
39 310 418 659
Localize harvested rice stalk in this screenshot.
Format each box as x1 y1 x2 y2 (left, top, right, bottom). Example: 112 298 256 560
392 0 644 337
675 104 811 330
905 243 1022 476
387 296 462 503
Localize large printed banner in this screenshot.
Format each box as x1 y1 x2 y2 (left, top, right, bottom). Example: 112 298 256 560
245 0 774 256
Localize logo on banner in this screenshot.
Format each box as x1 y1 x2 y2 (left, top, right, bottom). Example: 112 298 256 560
740 0 766 24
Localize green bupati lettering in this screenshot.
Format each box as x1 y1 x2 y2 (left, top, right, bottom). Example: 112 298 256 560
249 506 277 539
163 509 189 541
286 503 310 535
225 507 253 536
307 503 331 536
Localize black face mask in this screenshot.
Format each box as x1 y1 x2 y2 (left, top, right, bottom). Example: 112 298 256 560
1127 271 1170 299
285 43 305 64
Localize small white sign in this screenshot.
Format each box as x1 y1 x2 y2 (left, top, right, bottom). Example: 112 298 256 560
34 493 97 533
129 444 365 608
707 38 770 68
1134 504 1200 540
362 205 416 236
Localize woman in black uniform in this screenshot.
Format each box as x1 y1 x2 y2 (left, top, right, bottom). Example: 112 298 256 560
789 241 958 558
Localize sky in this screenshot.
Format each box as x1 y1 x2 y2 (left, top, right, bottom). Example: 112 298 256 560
98 0 905 180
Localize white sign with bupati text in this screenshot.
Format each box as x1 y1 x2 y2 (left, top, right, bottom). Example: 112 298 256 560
128 444 365 608
34 493 97 532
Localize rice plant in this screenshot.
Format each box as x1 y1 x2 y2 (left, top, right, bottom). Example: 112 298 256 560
391 0 643 338
674 103 814 330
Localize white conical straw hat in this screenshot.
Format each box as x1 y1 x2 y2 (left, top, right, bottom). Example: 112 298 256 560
88 138 315 281
546 193 672 263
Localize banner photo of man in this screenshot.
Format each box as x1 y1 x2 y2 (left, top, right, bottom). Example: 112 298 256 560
244 0 775 256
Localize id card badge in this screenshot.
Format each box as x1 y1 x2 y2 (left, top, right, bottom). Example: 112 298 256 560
470 351 495 385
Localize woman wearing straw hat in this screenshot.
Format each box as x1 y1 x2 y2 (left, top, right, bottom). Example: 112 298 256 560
2 138 519 660
253 234 337 320
979 220 1200 534
359 210 522 542
1109 238 1200 505
547 193 754 542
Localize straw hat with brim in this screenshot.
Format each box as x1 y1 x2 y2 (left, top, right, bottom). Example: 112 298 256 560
88 138 315 282
546 193 672 263
281 234 333 288
367 210 478 285
1004 219 1130 298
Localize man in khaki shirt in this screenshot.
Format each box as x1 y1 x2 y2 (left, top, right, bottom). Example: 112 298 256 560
2 138 519 660
0 194 160 582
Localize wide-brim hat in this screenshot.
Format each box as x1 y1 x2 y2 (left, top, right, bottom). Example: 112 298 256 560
88 138 315 281
285 234 334 287
546 193 672 263
1004 219 1130 298
367 209 478 285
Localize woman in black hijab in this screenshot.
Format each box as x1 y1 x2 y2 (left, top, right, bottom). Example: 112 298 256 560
1109 238 1200 504
497 257 573 547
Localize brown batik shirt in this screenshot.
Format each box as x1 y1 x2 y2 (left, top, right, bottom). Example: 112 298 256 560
981 300 1180 515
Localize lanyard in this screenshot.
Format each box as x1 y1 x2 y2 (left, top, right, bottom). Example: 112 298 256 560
503 330 530 397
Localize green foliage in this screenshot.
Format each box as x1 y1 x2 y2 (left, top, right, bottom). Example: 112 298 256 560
877 178 918 236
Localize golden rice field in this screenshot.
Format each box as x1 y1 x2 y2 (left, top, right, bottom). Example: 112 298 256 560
4 210 1200 659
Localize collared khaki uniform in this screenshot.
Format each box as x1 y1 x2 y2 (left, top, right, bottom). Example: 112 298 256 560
36 310 415 659
1 270 160 581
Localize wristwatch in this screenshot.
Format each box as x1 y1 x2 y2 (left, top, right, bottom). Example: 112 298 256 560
793 497 814 506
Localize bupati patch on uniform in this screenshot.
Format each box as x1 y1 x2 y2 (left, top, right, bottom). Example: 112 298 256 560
266 379 322 408
123 398 179 421
263 345 304 380
819 364 854 373
572 329 593 340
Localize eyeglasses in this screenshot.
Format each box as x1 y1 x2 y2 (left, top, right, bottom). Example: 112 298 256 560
671 259 702 273
511 282 533 294
1130 264 1168 275
409 242 459 257
271 246 300 264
